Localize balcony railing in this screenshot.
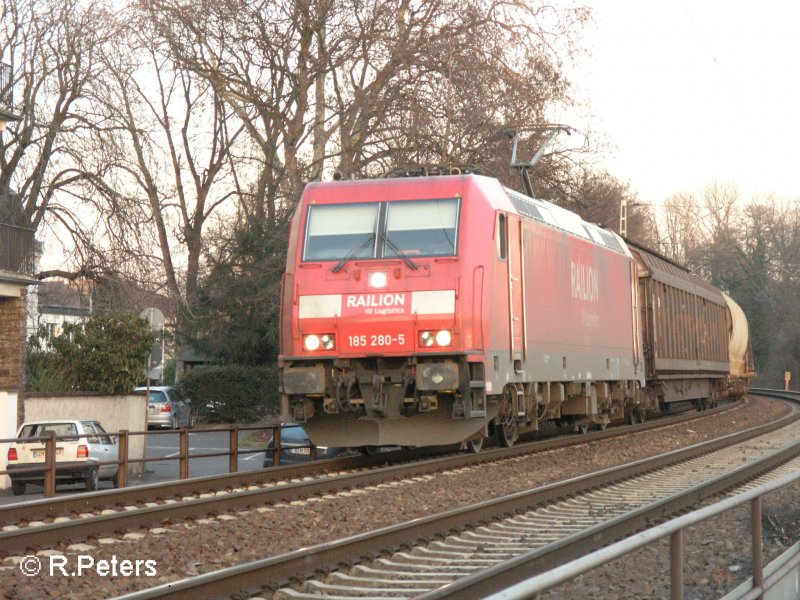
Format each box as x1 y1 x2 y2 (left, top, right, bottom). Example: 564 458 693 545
0 62 11 110
0 222 36 275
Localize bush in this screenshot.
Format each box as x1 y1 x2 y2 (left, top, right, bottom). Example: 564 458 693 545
25 350 73 393
178 364 279 423
26 314 156 394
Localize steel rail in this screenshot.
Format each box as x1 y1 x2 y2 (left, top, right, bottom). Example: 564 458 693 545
418 433 800 597
0 402 739 555
108 402 799 600
0 399 738 530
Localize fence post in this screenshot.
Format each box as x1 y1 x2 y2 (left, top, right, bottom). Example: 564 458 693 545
752 496 764 599
44 431 56 498
670 529 684 600
118 430 128 488
273 426 281 467
229 425 239 473
179 428 189 480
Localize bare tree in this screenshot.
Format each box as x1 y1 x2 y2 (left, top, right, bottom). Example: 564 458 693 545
143 0 332 225
657 192 704 265
143 0 591 212
701 182 740 238
0 0 111 234
70 13 244 317
324 0 590 182
565 170 657 247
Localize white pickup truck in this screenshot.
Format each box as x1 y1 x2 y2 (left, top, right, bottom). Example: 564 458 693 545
6 420 119 495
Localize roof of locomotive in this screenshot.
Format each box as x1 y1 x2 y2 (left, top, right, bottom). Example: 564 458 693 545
301 174 630 257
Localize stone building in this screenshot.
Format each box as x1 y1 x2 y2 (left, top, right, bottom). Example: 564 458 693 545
0 228 37 489
1 63 36 488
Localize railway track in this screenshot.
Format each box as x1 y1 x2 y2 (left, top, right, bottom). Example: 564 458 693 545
0 401 739 555
107 394 800 600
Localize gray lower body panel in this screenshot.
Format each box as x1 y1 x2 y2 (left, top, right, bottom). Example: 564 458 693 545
484 348 642 394
302 400 499 448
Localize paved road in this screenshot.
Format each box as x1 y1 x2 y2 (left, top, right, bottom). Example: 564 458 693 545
0 429 270 506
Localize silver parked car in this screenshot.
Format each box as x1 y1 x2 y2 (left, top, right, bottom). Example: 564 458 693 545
135 386 193 429
5 420 119 495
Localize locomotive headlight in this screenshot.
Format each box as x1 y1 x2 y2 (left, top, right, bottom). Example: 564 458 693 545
304 335 321 351
304 334 335 351
368 271 388 289
435 329 452 347
419 331 435 347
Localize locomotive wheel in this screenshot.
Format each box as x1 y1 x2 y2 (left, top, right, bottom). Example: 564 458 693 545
578 423 589 435
497 420 517 447
628 409 644 425
597 422 607 432
465 434 484 453
496 389 518 447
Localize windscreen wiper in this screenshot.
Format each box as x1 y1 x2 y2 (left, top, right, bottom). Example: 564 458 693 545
332 234 375 273
382 234 419 270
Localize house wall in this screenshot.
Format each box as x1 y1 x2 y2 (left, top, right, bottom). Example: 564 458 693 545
0 291 28 489
0 294 25 391
0 390 17 490
36 311 88 338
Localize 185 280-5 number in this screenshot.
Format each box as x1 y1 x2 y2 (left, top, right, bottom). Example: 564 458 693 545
348 333 406 348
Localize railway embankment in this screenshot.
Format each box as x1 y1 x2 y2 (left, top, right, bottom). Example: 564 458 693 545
0 395 791 599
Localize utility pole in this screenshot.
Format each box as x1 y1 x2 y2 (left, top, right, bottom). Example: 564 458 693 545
619 198 628 238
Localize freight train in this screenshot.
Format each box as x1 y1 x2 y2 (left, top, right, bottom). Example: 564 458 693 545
278 171 755 451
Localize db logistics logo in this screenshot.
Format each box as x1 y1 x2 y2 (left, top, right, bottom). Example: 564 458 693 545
19 555 42 576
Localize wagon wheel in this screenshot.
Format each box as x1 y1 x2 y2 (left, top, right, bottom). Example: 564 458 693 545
597 421 607 432
496 387 518 447
578 422 589 435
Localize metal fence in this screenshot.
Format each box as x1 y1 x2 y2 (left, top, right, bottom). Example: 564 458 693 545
484 468 800 600
0 222 36 274
0 423 306 497
0 62 12 109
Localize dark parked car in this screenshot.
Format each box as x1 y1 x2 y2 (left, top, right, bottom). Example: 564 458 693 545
263 424 351 467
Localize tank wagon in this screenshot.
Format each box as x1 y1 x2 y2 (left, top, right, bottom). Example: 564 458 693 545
278 173 754 450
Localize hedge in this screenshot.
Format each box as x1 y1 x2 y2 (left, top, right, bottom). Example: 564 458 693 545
178 364 280 424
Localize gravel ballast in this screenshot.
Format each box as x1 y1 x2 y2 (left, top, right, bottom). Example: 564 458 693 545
0 396 795 599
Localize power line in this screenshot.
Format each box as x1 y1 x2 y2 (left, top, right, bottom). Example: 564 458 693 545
678 0 718 64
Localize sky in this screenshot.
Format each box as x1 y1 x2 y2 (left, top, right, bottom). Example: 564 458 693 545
568 0 800 207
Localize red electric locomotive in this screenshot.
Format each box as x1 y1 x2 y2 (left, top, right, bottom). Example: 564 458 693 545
279 172 648 449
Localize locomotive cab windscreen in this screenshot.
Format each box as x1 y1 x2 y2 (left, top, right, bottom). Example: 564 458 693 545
302 198 460 263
